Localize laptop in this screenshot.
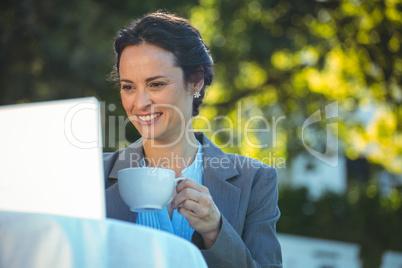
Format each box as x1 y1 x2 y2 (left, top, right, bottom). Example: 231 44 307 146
0 97 105 220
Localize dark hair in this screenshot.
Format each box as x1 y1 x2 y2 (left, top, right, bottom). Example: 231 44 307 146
112 11 214 116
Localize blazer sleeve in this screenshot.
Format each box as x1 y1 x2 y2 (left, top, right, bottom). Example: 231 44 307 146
192 166 282 268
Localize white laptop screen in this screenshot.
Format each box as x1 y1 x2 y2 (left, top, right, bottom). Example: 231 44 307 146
0 97 105 220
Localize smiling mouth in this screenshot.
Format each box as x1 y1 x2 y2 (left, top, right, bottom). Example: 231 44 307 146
137 113 162 122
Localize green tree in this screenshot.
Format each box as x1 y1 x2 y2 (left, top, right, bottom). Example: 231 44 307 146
187 0 402 175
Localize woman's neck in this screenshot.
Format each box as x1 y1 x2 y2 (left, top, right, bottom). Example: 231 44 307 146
142 132 199 176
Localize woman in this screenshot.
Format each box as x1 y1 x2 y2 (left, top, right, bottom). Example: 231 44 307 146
104 11 282 268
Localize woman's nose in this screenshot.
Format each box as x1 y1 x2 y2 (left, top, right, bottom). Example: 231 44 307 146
134 89 152 110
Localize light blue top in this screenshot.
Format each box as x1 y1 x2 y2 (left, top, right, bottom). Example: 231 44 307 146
136 141 204 241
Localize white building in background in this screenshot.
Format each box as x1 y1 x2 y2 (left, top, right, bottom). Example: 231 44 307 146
278 152 347 199
275 99 402 198
273 100 402 267
277 150 402 199
277 233 361 268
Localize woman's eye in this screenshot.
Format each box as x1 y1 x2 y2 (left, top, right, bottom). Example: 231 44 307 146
121 85 133 91
149 82 165 88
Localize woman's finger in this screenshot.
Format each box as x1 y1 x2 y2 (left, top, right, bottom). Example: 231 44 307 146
177 206 198 221
176 177 208 193
171 187 200 209
177 199 199 214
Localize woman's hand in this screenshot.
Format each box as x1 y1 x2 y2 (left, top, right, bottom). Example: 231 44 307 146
171 174 222 249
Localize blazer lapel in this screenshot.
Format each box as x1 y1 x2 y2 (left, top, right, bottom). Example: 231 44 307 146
197 133 241 227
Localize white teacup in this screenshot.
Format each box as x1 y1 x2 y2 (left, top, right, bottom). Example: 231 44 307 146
118 167 184 212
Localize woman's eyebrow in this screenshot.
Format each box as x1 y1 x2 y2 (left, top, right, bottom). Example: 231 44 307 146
119 76 168 84
145 75 168 82
120 79 134 83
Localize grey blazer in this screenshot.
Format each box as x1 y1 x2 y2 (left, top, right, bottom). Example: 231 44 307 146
104 132 282 268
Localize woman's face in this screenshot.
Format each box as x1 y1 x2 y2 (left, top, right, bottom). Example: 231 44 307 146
119 43 195 144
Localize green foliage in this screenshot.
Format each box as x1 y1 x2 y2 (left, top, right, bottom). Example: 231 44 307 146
189 0 402 174
278 185 402 268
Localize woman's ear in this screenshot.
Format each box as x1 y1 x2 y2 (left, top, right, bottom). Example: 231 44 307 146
192 78 204 93
190 68 205 93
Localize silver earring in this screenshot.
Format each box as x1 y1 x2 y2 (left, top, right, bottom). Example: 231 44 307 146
194 91 201 98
